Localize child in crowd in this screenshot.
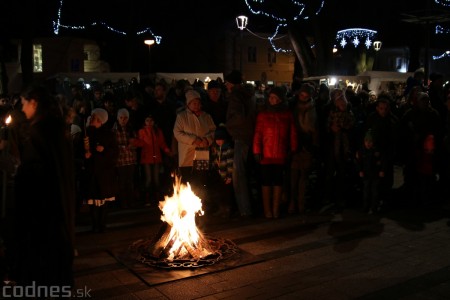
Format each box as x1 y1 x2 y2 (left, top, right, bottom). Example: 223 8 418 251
208 124 234 217
113 108 139 209
136 114 171 206
356 130 385 214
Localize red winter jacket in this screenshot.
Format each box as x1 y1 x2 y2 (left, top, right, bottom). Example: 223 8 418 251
253 106 297 165
136 126 170 164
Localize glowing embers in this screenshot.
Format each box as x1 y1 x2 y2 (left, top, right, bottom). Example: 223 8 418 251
131 176 238 268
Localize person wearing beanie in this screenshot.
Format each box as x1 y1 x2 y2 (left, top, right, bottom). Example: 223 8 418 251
204 79 227 126
269 86 286 103
209 124 234 218
253 85 298 219
116 107 129 120
173 88 216 203
113 107 140 209
90 108 109 125
84 105 119 232
224 69 256 217
224 70 243 85
288 82 319 215
185 89 202 107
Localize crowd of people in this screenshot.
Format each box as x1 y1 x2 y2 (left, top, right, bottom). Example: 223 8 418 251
1 67 450 291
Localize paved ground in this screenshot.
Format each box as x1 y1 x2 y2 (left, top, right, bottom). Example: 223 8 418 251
73 193 450 300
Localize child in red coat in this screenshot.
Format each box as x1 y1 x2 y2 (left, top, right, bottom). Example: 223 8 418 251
136 115 171 205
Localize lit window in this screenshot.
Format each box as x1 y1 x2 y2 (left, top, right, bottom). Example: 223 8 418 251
33 44 43 72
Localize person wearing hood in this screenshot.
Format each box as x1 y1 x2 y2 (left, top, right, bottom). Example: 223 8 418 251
253 86 298 218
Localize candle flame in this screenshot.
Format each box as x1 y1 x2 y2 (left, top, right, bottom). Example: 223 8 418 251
5 115 11 125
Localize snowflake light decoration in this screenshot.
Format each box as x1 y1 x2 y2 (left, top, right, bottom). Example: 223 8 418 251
336 28 377 49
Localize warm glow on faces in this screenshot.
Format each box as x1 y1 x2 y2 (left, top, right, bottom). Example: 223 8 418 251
225 82 233 93
188 98 202 113
268 93 281 106
207 88 221 102
21 97 37 119
335 97 347 111
118 115 129 127
154 85 166 100
376 102 389 117
144 117 154 126
215 139 224 146
89 113 103 128
364 139 373 149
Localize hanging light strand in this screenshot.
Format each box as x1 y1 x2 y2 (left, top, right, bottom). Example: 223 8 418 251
53 0 162 43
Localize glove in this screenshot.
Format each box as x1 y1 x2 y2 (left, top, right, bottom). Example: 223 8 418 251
254 153 262 163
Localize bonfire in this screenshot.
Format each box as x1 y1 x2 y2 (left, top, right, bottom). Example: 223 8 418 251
130 176 238 268
150 176 213 260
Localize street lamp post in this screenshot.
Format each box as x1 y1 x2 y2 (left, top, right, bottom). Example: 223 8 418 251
235 15 248 73
373 40 382 70
144 39 155 75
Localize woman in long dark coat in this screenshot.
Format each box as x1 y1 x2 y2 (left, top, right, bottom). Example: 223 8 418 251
83 108 118 232
12 85 75 287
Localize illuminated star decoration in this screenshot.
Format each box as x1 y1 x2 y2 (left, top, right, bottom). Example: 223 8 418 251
52 0 162 44
244 0 325 52
336 28 377 49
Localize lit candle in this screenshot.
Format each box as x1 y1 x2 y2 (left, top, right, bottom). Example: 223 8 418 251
1 115 10 141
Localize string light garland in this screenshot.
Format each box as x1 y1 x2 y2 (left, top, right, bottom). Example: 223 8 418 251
435 24 450 34
243 0 324 52
432 50 450 60
53 0 161 44
435 0 450 7
335 28 378 49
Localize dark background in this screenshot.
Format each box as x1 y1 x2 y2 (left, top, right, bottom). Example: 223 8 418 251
1 0 448 73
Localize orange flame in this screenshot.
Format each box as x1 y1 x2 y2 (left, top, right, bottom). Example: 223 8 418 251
5 115 11 125
158 176 212 260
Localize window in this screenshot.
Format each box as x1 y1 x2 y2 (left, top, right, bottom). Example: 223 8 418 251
248 46 256 63
33 44 43 72
268 48 276 64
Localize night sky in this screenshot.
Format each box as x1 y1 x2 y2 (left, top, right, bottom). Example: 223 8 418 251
1 0 448 73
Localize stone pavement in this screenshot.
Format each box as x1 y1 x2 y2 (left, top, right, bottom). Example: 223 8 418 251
73 199 450 300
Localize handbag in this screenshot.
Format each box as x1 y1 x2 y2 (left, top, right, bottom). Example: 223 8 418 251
193 147 210 171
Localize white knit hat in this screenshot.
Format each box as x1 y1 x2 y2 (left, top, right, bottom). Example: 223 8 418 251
91 108 108 124
185 90 201 105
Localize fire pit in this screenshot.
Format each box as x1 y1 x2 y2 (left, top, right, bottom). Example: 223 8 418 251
130 176 239 269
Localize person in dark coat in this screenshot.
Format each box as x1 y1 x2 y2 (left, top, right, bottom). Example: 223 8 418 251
83 108 119 232
11 85 75 288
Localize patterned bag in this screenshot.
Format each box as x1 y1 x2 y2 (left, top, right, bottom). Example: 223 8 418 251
193 148 210 171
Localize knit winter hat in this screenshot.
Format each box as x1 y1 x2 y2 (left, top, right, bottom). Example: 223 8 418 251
91 108 108 124
185 90 201 105
269 86 286 102
364 130 374 143
214 124 230 140
207 80 221 90
297 83 314 97
116 108 129 120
